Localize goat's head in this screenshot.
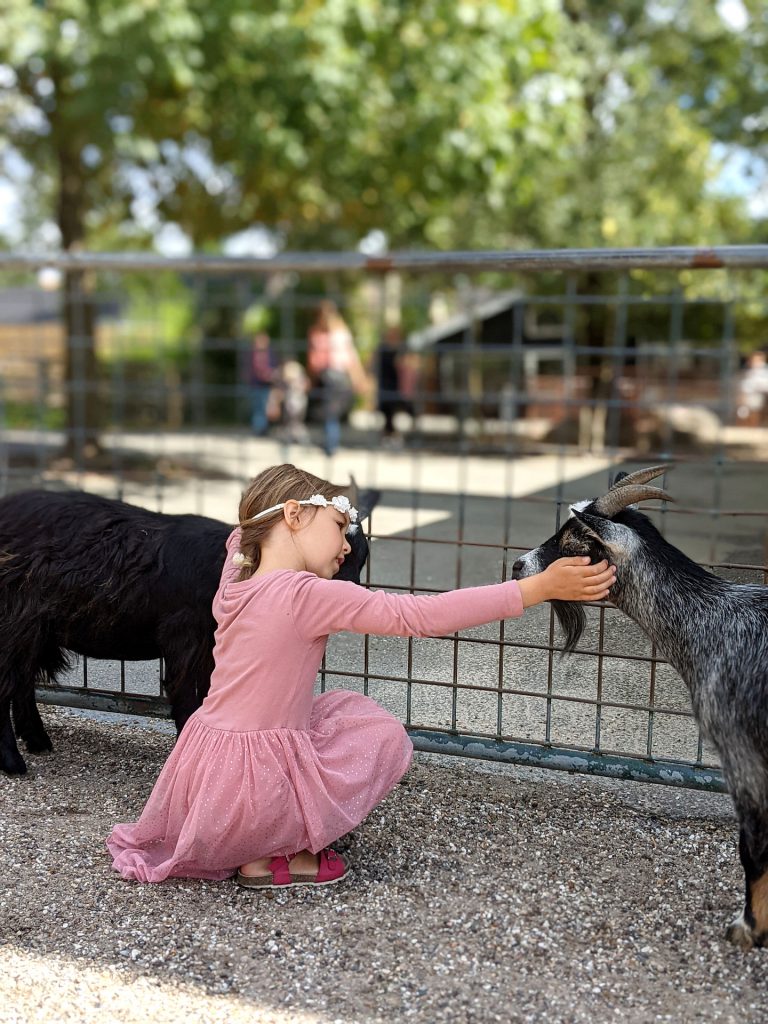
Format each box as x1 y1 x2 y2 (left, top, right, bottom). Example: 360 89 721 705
511 465 673 651
335 477 381 584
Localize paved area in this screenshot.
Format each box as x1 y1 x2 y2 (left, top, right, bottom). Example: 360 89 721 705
2 707 768 1024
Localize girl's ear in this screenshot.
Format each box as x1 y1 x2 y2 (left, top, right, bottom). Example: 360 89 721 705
283 500 303 530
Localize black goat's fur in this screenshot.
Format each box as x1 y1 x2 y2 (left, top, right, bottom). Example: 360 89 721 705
512 476 768 950
0 488 375 776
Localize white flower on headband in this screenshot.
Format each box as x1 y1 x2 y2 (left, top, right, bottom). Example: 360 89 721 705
232 551 247 566
303 489 358 516
330 495 358 522
302 494 358 522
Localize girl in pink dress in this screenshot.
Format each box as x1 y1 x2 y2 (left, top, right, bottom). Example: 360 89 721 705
107 464 615 889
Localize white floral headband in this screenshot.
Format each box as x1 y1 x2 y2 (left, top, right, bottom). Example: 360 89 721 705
233 491 360 565
233 494 359 566
243 493 358 526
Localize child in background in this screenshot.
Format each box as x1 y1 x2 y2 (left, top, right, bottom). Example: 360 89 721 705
107 464 615 889
279 359 310 444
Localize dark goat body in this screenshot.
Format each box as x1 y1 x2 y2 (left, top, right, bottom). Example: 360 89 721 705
0 488 375 776
512 467 768 950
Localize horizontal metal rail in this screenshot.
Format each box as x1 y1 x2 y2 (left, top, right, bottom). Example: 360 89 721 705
36 687 723 791
408 731 725 791
37 685 171 720
2 244 768 275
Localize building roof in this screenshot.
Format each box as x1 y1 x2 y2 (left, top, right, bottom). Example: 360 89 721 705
407 289 566 351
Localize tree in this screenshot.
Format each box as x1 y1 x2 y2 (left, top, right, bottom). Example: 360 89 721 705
2 1 757 255
519 0 756 447
190 1 757 251
0 0 206 458
141 0 569 250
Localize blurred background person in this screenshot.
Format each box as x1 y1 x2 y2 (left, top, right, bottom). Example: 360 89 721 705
278 358 310 444
737 350 768 426
248 330 279 437
374 325 416 448
307 300 367 456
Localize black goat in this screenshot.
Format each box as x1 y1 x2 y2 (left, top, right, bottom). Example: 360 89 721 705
511 465 768 950
0 486 377 776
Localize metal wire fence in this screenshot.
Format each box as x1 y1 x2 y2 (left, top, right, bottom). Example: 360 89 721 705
2 246 767 790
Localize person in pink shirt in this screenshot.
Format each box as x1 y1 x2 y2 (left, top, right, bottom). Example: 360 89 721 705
107 464 616 889
306 301 367 455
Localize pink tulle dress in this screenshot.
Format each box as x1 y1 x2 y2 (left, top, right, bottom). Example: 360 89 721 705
106 529 524 882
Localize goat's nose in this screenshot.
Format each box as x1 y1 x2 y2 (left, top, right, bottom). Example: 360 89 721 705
511 558 524 576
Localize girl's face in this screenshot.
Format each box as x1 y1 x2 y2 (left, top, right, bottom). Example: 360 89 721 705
300 505 353 579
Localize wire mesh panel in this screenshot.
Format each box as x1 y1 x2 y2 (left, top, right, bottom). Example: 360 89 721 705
1 248 767 789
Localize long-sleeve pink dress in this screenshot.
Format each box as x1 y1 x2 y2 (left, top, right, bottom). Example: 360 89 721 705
107 529 524 882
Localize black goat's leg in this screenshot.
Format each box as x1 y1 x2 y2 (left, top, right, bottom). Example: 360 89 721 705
170 688 199 735
0 696 28 775
163 662 207 736
161 639 214 736
726 810 768 950
162 663 201 737
11 688 53 753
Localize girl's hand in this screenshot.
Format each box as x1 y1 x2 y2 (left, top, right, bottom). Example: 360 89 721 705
517 557 616 609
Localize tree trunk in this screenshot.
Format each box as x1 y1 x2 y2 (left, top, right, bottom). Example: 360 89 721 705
57 148 101 462
61 268 100 461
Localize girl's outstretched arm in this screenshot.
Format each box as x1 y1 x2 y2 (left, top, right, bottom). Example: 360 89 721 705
291 573 524 641
291 557 615 642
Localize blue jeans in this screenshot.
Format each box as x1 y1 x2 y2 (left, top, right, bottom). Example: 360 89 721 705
251 385 271 436
320 370 351 455
324 415 341 456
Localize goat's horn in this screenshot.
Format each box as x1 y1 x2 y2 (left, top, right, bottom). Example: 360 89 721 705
593 484 674 517
612 464 671 488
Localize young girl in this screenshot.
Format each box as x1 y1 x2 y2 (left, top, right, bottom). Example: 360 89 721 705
107 464 615 889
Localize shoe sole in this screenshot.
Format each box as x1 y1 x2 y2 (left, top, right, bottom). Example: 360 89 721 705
235 869 350 891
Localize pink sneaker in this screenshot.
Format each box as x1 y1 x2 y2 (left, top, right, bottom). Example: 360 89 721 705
236 848 350 889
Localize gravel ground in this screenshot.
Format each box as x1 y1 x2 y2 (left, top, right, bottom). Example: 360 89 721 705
2 708 768 1024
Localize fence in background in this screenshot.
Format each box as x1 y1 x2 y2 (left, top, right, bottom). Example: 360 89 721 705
2 246 768 790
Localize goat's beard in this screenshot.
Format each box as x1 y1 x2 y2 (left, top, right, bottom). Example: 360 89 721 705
551 601 586 654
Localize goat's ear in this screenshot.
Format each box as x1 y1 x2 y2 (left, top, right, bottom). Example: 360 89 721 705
571 508 636 553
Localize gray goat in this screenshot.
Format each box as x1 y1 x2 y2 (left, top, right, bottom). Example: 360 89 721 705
511 465 768 950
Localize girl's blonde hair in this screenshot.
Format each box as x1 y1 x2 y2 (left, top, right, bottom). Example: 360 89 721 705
236 464 349 580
